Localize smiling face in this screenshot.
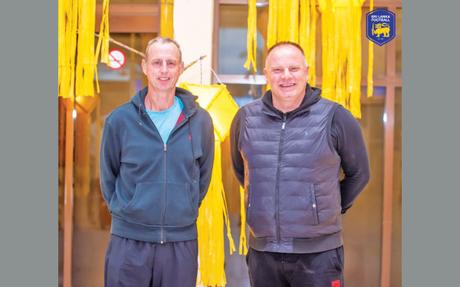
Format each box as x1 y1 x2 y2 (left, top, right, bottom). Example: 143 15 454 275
141 41 184 95
264 44 309 112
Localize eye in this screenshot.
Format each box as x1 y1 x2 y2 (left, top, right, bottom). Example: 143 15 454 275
289 67 300 72
167 60 177 68
152 60 162 67
272 68 282 73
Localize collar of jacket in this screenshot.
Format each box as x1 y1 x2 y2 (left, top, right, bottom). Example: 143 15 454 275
131 86 199 118
261 84 322 119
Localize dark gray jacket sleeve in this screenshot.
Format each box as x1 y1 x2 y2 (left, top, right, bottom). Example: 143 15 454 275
198 112 215 205
230 109 245 186
99 119 121 205
330 106 370 213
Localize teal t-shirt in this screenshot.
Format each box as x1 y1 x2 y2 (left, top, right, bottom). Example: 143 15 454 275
146 96 183 144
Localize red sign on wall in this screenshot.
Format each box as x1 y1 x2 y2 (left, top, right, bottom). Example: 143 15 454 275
107 49 126 70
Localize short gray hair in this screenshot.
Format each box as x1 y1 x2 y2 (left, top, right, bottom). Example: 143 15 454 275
144 36 182 61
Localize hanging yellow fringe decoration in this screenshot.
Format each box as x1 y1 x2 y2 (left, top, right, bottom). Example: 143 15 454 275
244 0 257 72
266 0 302 89
58 0 78 99
367 0 374 97
267 0 278 49
267 0 299 46
266 0 318 86
318 0 365 118
94 0 111 93
178 83 239 287
58 0 110 98
161 0 174 38
299 0 318 86
75 0 97 97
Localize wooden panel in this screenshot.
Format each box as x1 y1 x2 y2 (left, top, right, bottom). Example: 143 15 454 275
380 3 398 285
96 4 160 33
63 99 75 287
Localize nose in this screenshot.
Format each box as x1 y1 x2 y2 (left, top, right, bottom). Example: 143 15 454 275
281 67 291 78
160 60 168 72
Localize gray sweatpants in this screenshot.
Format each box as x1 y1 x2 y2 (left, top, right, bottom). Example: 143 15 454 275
104 234 198 287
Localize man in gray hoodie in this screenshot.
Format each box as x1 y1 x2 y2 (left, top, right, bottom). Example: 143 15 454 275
100 37 214 287
231 42 370 287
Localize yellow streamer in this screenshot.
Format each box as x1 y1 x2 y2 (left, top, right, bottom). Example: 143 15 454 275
318 0 364 118
267 0 278 48
179 83 239 287
244 0 258 72
94 0 111 93
58 0 110 98
58 0 78 99
197 137 236 286
367 0 374 97
266 0 303 90
75 0 97 97
161 0 174 38
299 0 318 85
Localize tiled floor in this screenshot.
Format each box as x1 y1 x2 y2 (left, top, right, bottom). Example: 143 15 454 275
224 216 250 287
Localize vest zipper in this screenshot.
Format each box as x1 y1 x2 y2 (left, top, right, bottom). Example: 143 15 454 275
275 114 287 242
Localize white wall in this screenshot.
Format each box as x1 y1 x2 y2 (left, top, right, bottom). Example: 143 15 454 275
174 0 214 85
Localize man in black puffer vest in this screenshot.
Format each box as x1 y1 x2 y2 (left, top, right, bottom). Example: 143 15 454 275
230 42 370 287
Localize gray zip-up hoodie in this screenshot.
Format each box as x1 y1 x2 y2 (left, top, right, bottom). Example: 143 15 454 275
100 87 214 243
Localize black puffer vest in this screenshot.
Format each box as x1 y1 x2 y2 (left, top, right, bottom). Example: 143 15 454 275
239 86 343 253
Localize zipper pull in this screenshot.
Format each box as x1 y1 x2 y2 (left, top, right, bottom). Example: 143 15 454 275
164 144 167 152
282 113 287 130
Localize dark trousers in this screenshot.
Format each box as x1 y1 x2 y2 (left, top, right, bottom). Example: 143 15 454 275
104 234 198 287
247 246 344 287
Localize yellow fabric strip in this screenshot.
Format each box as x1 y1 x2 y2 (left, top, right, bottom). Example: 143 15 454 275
76 0 96 97
94 0 110 93
244 0 258 72
58 0 78 99
160 0 174 38
287 0 299 42
309 0 317 86
267 0 278 48
59 0 109 98
319 0 364 118
197 137 236 286
300 0 317 86
179 83 239 286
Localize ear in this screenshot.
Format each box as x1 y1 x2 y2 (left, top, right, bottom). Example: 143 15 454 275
141 58 147 75
263 67 270 85
178 61 184 75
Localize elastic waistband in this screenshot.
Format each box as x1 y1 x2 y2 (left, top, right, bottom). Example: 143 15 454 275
249 232 343 253
111 216 197 243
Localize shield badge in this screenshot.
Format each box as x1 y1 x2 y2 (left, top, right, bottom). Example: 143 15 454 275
366 9 396 46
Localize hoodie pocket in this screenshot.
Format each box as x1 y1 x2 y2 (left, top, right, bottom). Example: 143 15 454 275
121 182 196 227
121 182 164 226
163 182 196 227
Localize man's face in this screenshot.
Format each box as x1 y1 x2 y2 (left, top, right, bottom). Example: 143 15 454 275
264 45 309 104
142 42 184 93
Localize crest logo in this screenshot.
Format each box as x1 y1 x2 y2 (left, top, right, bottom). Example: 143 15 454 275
366 9 396 46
